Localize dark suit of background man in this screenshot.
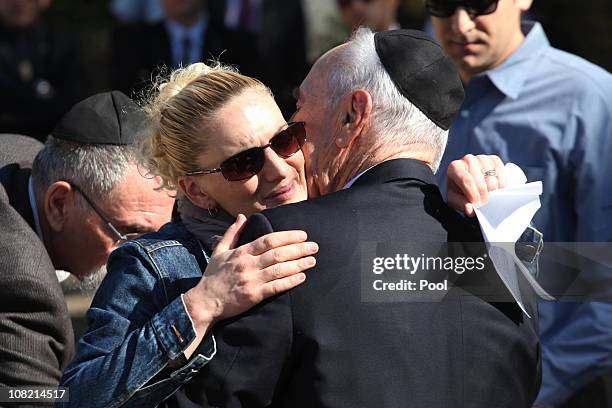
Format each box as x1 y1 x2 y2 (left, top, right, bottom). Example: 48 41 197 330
176 29 541 407
113 0 307 118
208 0 308 118
0 92 174 387
112 0 224 97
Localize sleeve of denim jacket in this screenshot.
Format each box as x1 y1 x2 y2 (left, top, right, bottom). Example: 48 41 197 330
58 242 216 408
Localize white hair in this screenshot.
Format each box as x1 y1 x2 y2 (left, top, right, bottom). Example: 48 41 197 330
326 28 448 172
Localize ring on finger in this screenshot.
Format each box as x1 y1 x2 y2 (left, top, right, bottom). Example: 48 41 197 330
482 169 497 178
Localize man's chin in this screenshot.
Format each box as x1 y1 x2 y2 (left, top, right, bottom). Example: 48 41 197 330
76 265 108 293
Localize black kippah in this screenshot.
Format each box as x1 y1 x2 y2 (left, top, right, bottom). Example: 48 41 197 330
374 29 464 130
51 91 147 145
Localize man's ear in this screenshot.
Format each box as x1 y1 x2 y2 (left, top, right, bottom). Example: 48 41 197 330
336 89 372 149
44 181 75 232
178 176 218 210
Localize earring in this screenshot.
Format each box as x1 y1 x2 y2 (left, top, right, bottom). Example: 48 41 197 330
207 207 218 217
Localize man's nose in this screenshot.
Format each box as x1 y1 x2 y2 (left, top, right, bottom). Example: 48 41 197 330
450 7 476 36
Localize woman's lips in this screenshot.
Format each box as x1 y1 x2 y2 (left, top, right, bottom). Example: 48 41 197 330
264 181 296 203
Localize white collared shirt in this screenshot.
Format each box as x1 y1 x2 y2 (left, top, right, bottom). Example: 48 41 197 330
343 165 377 189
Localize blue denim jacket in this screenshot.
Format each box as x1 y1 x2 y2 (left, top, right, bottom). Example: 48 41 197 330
59 223 216 408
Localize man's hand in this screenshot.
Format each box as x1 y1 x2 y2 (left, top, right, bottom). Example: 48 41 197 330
183 214 318 357
446 154 508 217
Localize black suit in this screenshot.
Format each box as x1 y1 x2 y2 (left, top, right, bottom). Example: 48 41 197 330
111 20 225 97
177 159 541 407
208 0 308 118
0 135 74 387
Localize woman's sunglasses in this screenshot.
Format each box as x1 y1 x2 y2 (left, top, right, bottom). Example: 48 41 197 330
185 121 306 182
425 0 499 17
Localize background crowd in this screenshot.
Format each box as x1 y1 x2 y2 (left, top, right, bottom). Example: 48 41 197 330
1 0 611 407
1 0 610 141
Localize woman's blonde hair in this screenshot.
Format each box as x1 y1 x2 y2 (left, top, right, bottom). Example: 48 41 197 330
140 62 272 190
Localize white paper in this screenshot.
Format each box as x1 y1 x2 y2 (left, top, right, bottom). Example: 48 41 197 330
474 163 554 317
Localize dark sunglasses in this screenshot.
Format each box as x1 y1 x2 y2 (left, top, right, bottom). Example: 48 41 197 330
186 121 306 182
425 0 499 17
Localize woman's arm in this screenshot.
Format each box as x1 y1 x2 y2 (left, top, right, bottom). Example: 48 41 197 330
59 216 318 408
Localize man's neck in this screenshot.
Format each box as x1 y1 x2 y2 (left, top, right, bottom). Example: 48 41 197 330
332 148 433 192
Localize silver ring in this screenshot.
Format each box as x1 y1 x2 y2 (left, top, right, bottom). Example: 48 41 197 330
483 169 497 178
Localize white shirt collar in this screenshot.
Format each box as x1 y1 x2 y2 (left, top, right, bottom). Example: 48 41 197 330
343 165 377 189
28 176 44 241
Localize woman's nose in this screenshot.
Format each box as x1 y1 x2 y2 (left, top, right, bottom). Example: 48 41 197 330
260 147 290 182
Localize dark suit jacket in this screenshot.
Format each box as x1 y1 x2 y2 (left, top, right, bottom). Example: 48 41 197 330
0 22 84 141
111 20 225 97
177 159 541 407
208 0 308 118
0 136 74 387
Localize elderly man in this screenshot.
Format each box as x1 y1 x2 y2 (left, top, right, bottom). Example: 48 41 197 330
173 28 540 407
427 0 612 406
0 91 175 387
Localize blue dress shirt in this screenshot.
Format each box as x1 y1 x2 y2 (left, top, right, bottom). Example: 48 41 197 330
437 22 612 405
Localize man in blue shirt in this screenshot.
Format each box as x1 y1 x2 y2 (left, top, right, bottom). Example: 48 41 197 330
426 0 612 406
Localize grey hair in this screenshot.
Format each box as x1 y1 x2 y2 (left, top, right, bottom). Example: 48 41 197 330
31 136 136 208
326 28 448 172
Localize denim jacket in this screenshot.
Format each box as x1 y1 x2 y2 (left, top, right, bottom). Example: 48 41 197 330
59 223 216 408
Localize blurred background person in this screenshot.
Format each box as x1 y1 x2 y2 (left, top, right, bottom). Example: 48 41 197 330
112 0 224 98
207 0 308 118
337 0 401 32
110 0 163 24
0 0 85 141
426 0 612 407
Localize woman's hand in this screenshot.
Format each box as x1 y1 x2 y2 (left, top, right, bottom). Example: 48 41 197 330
446 154 508 217
183 214 318 357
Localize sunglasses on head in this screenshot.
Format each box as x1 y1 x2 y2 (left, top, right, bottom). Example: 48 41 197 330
186 121 306 182
425 0 499 17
